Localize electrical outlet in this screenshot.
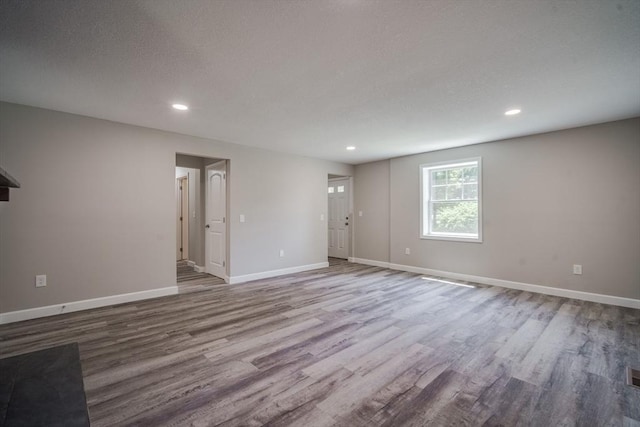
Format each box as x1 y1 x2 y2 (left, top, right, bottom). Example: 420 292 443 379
405 248 411 255
35 274 47 288
279 249 285 257
573 264 582 275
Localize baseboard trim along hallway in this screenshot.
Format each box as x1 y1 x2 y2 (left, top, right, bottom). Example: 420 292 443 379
228 262 329 284
351 258 640 309
0 286 179 325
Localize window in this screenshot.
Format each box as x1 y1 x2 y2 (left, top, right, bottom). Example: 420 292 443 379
420 158 482 242
337 185 344 193
328 187 334 193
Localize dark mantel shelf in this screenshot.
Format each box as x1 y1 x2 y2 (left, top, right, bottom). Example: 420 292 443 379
0 166 20 201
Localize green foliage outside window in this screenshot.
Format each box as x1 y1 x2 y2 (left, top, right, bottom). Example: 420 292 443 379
432 201 478 234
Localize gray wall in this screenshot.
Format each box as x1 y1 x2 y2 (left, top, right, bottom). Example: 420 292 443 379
0 102 353 312
353 161 390 262
354 118 640 300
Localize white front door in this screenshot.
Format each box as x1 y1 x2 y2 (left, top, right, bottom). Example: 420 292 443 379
328 178 350 259
205 161 226 279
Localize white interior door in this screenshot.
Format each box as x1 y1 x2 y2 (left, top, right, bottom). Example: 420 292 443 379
328 178 350 259
205 161 226 278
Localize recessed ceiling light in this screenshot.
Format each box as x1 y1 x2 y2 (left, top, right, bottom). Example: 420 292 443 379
504 109 521 116
172 103 189 111
346 146 356 150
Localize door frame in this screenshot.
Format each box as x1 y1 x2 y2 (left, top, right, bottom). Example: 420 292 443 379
178 175 189 260
176 175 190 261
176 176 182 261
327 176 354 260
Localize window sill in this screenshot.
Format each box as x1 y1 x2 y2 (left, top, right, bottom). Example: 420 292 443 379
420 234 483 243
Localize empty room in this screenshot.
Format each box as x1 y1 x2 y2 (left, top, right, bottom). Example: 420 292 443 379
0 1 639 426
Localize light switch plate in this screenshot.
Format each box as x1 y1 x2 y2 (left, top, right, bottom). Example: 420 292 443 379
35 274 47 288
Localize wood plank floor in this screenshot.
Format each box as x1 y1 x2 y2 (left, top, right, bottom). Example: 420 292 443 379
177 260 216 283
177 260 225 294
1 259 639 426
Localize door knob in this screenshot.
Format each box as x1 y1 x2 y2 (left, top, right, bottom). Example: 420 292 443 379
345 223 349 226
205 224 210 229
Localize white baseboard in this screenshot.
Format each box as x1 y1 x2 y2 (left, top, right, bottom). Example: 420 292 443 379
351 257 391 269
0 286 179 325
229 262 329 284
186 260 206 272
352 258 640 309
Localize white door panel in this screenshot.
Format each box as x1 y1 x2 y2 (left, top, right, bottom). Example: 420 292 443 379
210 231 223 265
337 229 345 250
205 161 226 279
328 178 350 259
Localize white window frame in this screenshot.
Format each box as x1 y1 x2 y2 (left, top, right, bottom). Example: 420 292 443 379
420 157 483 243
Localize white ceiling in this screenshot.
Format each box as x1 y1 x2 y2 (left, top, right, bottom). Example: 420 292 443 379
1 0 639 164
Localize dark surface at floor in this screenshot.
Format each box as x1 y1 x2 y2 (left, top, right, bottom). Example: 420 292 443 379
0 343 90 427
0 260 638 426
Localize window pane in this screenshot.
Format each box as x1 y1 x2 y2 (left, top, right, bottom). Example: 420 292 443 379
431 201 478 234
432 170 447 185
432 185 446 201
463 183 478 199
447 168 463 184
462 167 478 183
328 187 334 193
446 184 463 200
422 159 481 240
337 185 344 193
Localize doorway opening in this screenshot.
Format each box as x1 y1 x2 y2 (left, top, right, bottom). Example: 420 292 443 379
176 175 189 261
328 174 352 262
175 154 230 286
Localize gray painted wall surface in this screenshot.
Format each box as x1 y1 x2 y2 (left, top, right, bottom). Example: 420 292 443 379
354 118 640 300
0 102 353 312
353 160 390 263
